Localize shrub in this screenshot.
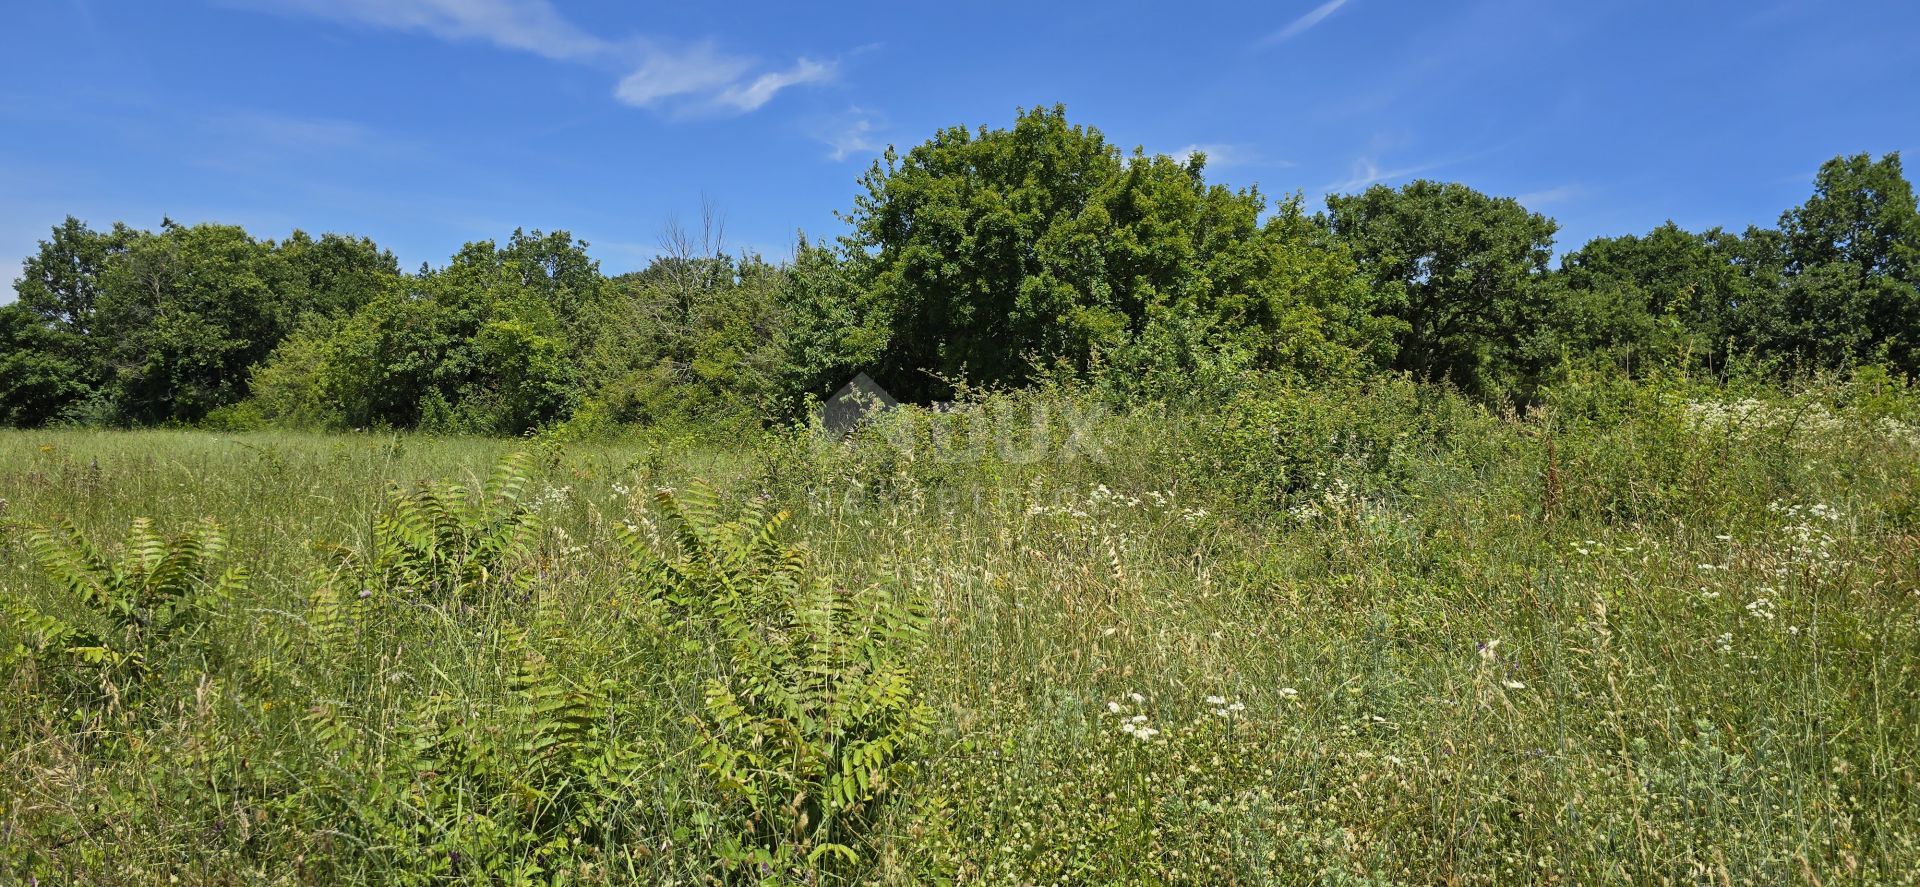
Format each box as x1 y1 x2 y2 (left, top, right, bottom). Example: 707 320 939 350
625 483 933 880
6 516 246 720
316 451 541 606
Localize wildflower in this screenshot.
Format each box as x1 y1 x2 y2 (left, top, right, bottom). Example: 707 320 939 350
1129 692 1145 705
1133 726 1159 741
1129 714 1148 724
1228 701 1245 712
1107 701 1122 714
1205 695 1227 705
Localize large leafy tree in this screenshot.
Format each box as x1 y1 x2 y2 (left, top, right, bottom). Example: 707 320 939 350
277 230 401 318
94 221 310 424
830 104 1393 399
582 215 795 428
250 230 594 433
1775 152 1920 372
1325 181 1558 395
7 217 134 417
0 305 91 427
4 217 401 427
1548 222 1776 375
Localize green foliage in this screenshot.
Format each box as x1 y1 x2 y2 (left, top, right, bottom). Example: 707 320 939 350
6 516 245 717
626 484 932 880
1775 152 1920 373
324 450 542 605
1326 179 1560 396
580 220 796 429
5 374 1920 882
0 305 92 427
8 121 1920 432
1170 373 1481 513
247 230 594 434
98 222 317 424
827 105 1396 400
297 628 644 886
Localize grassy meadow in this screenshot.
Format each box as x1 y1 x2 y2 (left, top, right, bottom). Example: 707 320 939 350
4 373 1920 884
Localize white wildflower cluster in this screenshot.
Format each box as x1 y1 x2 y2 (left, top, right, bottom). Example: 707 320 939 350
1088 483 1141 510
1766 500 1845 575
610 481 632 499
1025 484 1208 526
1878 416 1920 446
534 484 572 511
1744 595 1777 621
1683 399 1843 443
1204 695 1247 718
551 524 587 557
1570 538 1650 559
1287 476 1378 524
1106 692 1161 741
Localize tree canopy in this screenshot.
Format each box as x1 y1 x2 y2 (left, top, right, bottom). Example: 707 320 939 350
4 108 1918 431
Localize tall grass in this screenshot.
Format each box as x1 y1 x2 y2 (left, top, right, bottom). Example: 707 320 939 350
3 374 1918 883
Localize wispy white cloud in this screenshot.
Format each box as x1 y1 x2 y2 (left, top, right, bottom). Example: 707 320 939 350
1322 156 1450 193
818 109 884 161
1515 184 1583 207
243 0 834 115
1173 143 1289 169
714 59 836 113
1261 0 1352 45
613 41 754 108
259 0 604 59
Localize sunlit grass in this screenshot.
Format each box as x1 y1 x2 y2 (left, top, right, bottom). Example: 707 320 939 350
4 376 1919 883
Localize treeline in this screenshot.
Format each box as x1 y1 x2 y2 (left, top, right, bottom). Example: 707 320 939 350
4 105 1917 432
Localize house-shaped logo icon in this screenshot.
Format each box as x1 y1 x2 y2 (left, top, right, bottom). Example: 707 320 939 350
822 372 898 436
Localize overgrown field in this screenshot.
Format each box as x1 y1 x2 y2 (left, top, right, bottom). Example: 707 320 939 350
5 374 1920 884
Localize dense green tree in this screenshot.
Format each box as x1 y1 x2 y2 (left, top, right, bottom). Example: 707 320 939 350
1324 181 1558 395
779 237 888 403
0 305 91 427
8 217 134 415
247 231 593 433
12 217 132 343
5 217 401 427
92 222 310 424
1776 152 1920 372
581 230 794 428
277 230 401 318
1548 222 1775 375
832 105 1395 400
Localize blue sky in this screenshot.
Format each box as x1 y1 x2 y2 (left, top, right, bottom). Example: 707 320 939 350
3 0 1918 281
